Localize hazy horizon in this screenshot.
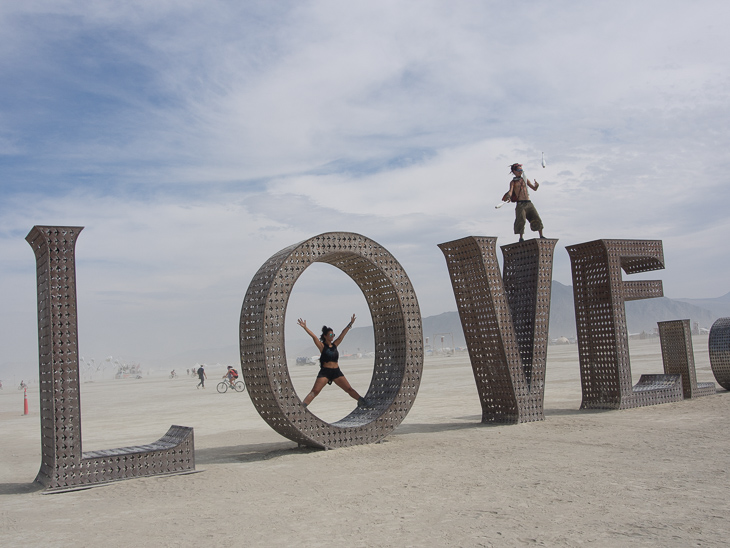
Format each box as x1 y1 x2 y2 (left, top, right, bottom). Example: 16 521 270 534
2 2 730 382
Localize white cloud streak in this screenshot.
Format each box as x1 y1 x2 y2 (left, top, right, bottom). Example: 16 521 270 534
1 1 730 379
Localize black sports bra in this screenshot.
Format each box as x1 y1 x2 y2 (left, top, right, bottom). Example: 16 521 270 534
320 343 339 365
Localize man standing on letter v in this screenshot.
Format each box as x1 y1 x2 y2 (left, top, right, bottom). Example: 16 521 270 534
502 162 545 242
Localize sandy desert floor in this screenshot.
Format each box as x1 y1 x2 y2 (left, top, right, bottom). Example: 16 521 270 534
1 336 728 547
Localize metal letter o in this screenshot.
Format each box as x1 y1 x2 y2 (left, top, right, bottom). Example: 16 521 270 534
240 232 423 449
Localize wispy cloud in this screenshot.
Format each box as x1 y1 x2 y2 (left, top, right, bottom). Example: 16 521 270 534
2 1 730 377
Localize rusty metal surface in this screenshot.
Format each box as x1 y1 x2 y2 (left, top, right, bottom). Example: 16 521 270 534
438 237 556 423
26 226 194 491
565 239 683 409
239 232 423 449
709 317 730 390
658 319 715 398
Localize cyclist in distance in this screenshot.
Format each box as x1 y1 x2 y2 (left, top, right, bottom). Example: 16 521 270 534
224 366 239 388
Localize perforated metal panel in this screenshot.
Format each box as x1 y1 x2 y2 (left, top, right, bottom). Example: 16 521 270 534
26 226 195 491
438 237 556 423
239 232 423 449
658 319 715 398
708 317 730 390
566 239 683 409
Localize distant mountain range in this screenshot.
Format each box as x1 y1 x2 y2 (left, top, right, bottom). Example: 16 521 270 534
166 282 730 364
309 281 730 355
553 281 729 339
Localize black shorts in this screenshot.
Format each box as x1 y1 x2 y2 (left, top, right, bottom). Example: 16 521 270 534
317 366 344 385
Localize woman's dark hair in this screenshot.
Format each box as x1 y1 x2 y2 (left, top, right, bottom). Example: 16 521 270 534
319 326 333 343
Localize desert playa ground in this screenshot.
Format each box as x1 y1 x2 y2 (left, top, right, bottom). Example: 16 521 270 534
1 336 728 547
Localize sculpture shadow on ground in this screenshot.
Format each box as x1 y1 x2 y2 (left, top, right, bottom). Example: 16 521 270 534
193 442 318 465
0 482 45 496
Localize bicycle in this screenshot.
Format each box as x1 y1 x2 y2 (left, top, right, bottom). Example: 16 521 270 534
216 379 245 393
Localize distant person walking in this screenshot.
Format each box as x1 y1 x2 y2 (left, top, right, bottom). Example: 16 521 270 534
196 365 207 389
297 315 371 408
502 163 545 242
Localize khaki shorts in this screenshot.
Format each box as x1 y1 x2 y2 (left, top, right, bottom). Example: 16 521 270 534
514 201 543 234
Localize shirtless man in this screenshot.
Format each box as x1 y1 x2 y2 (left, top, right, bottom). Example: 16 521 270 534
502 163 545 242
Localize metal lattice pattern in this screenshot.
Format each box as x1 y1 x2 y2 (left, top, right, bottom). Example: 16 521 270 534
438 237 556 423
26 226 195 492
566 239 683 409
709 318 730 390
658 319 715 398
239 232 423 449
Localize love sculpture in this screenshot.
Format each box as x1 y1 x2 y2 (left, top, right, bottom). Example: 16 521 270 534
658 319 715 399
26 226 194 492
565 239 685 409
239 232 423 449
22 227 722 491
438 236 557 423
709 318 730 390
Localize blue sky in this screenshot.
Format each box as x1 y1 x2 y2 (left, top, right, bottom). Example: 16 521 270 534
2 1 729 378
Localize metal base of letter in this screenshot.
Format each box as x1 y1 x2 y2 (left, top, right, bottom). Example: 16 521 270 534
27 226 195 492
658 319 715 398
240 232 423 449
709 318 730 390
566 239 683 409
438 237 556 424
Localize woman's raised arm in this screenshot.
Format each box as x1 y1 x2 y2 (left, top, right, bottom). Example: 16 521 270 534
334 314 356 346
298 318 324 352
